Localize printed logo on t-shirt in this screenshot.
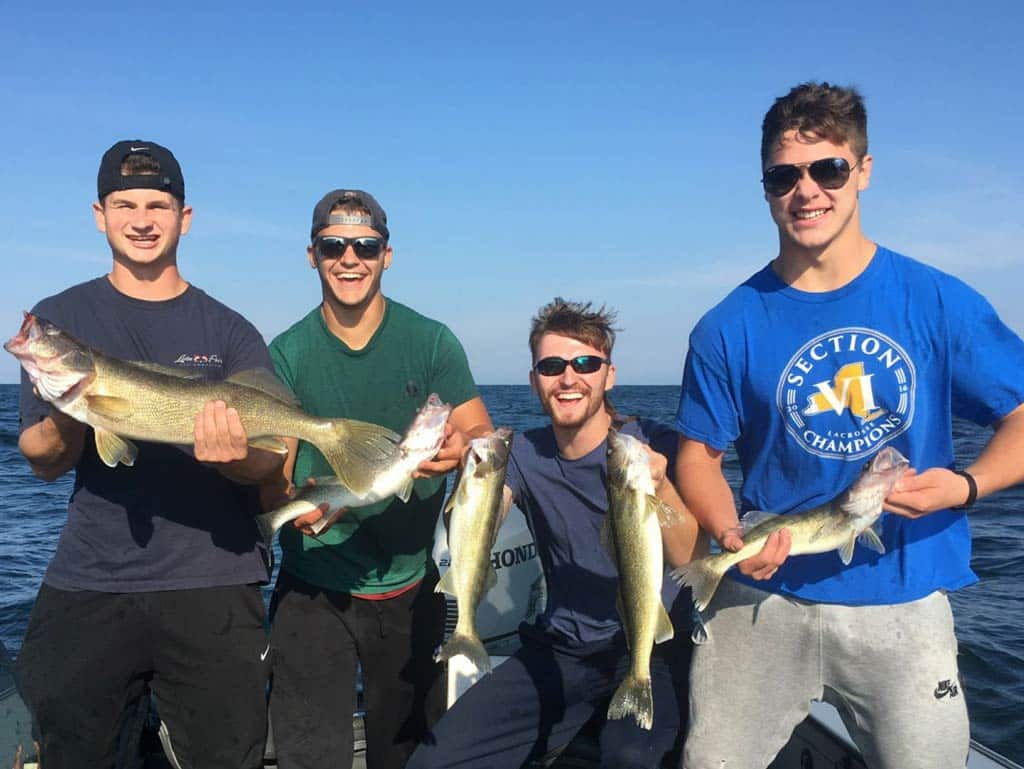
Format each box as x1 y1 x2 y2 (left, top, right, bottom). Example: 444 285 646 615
173 353 224 369
776 327 915 460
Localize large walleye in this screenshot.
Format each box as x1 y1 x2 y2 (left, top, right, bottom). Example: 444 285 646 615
603 430 677 731
4 313 399 495
255 394 452 544
434 428 513 677
672 446 910 612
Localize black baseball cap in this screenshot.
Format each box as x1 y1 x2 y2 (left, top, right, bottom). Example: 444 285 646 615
97 140 185 202
311 189 389 241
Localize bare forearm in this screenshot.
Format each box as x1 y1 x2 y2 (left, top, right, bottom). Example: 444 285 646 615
216 447 286 485
966 404 1024 499
674 438 739 543
18 413 86 481
656 476 710 567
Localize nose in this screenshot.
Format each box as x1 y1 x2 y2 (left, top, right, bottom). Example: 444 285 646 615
338 244 361 266
557 365 579 386
792 168 821 199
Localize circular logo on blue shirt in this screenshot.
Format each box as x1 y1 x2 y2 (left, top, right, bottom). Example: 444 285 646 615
776 327 915 460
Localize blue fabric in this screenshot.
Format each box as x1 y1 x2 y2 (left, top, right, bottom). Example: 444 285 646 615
676 247 1024 605
504 418 684 646
18 277 271 592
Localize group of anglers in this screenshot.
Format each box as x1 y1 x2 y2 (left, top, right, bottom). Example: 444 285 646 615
10 80 1024 769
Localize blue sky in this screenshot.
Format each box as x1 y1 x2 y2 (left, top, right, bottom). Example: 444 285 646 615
2 1 1022 384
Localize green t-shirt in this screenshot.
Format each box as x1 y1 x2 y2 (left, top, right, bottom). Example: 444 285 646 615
269 299 479 594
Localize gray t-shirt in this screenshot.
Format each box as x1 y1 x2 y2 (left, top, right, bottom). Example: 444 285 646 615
18 277 271 592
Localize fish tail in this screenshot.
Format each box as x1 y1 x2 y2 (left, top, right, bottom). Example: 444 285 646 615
434 632 492 676
253 500 308 548
607 675 654 730
314 419 400 496
671 559 724 613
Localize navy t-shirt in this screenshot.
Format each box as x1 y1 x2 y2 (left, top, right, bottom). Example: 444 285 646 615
504 418 682 647
18 277 271 592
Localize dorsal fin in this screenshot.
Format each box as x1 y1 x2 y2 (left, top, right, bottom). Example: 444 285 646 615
740 509 778 534
226 368 299 405
128 361 204 379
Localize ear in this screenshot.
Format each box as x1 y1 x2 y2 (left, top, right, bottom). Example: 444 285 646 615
307 245 317 270
92 201 106 233
605 363 616 393
529 370 538 394
178 205 193 236
857 154 873 192
382 244 394 271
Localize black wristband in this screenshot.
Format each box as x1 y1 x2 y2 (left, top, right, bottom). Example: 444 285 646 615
952 470 977 510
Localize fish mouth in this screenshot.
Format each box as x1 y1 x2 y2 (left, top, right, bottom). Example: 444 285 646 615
3 312 38 356
870 446 910 474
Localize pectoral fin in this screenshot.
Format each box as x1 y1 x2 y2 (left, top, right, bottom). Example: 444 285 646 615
86 394 135 421
857 526 885 555
655 603 674 644
94 427 138 468
396 475 415 504
647 494 681 527
838 535 857 565
247 436 289 455
436 568 456 596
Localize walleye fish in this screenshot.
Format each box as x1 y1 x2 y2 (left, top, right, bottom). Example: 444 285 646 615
434 428 513 677
5 313 399 496
672 446 910 612
255 394 452 544
603 430 677 731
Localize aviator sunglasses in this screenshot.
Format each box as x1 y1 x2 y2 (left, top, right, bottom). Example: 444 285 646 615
761 157 859 197
313 235 385 261
533 355 611 377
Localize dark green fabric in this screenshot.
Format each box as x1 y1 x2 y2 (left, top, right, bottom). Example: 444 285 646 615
269 299 478 594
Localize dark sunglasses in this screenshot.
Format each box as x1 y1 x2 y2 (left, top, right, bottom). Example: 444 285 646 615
761 157 858 197
533 355 611 377
313 235 385 261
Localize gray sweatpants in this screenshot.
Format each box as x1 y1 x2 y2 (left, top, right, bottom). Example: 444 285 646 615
683 579 969 769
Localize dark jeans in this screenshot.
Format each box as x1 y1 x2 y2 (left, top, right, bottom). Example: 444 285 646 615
268 569 446 769
406 626 691 769
15 583 270 769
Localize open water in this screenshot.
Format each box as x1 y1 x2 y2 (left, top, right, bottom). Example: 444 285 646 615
0 384 1021 763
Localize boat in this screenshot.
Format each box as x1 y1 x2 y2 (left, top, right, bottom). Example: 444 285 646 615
2 506 1020 768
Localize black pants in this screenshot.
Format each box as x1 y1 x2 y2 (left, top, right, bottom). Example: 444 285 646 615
268 569 446 769
15 583 270 769
406 627 691 769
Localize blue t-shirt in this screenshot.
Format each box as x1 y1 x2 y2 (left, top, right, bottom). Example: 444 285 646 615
676 246 1024 605
504 418 683 647
18 277 271 592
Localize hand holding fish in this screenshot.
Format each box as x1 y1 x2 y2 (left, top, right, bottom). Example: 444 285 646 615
884 466 973 518
193 400 249 463
414 423 466 478
720 527 792 581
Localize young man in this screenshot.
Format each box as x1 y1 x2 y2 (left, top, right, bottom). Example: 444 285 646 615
266 189 492 769
407 298 705 769
14 141 281 769
675 82 1024 769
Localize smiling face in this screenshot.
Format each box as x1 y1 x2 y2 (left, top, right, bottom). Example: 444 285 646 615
764 130 872 259
308 218 393 314
530 332 616 436
93 188 191 268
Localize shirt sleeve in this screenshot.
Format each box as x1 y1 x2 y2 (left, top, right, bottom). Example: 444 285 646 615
675 343 740 452
505 438 526 508
224 315 273 378
428 324 480 408
947 281 1024 425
